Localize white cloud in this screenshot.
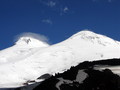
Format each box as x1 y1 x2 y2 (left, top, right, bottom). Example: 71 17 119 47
47 1 56 7
63 7 69 13
42 19 53 24
39 0 70 16
14 32 50 44
60 6 69 16
40 0 56 7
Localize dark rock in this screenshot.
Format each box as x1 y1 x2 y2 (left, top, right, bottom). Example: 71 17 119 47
33 58 120 90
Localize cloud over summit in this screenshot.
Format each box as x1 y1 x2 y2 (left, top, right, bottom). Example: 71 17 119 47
14 32 50 44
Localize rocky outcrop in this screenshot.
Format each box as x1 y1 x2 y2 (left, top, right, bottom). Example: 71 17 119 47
33 58 120 90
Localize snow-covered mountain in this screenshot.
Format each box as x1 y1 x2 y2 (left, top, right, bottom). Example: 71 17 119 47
15 36 49 47
0 30 120 88
0 36 49 64
33 58 120 90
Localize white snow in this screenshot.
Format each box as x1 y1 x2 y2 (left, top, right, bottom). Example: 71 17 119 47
94 65 120 76
76 70 88 84
56 78 73 90
55 70 88 90
0 30 119 88
15 36 49 47
0 36 49 64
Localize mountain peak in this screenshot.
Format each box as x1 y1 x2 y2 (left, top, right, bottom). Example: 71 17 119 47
71 30 98 38
70 30 120 46
77 30 95 34
15 36 49 47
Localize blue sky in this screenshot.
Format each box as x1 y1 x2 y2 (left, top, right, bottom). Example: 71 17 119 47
0 0 120 49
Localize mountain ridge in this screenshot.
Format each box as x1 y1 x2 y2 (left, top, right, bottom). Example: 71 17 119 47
70 30 120 46
0 30 120 88
15 36 49 47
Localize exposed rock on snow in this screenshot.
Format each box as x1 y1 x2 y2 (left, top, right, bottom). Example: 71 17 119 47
33 59 120 90
0 30 119 88
15 36 49 47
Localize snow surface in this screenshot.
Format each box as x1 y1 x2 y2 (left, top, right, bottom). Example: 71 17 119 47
55 70 88 90
94 65 120 76
0 30 120 88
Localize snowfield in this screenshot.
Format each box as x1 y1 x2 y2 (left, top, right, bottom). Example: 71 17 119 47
0 30 120 88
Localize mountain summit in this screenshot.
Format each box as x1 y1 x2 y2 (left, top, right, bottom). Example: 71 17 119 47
15 36 49 47
70 30 120 46
0 30 120 88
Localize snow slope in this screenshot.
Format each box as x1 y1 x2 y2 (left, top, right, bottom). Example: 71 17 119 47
0 36 49 64
0 30 120 88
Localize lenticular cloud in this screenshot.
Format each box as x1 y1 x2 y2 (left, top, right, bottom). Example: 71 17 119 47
14 32 50 44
